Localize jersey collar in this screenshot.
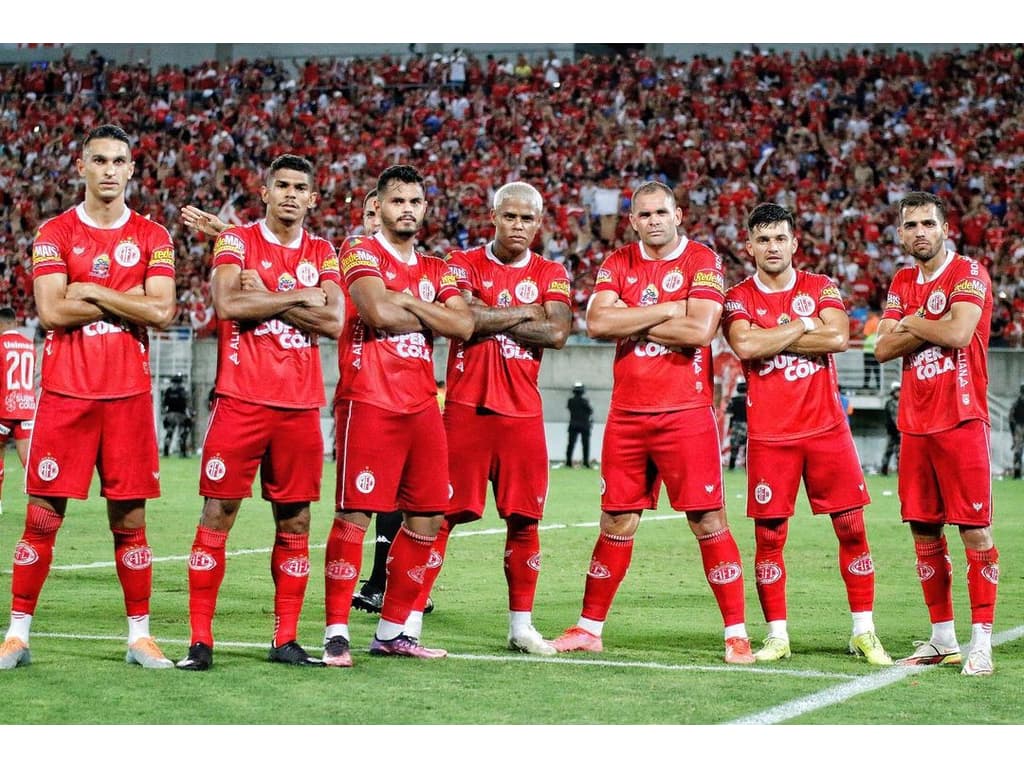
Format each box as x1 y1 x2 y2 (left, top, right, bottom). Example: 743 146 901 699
639 235 688 262
374 231 418 266
915 249 954 284
753 269 797 293
485 241 531 268
258 219 303 249
75 203 130 230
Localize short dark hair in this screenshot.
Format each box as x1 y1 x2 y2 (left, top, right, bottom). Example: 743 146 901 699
268 154 315 185
898 191 947 225
363 188 378 205
630 181 675 212
0 306 15 323
747 202 796 233
84 124 131 153
377 164 424 196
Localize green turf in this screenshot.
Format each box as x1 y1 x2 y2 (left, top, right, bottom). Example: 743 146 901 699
0 456 1020 727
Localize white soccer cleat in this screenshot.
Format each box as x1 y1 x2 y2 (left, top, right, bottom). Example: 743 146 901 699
961 646 994 676
126 637 174 669
508 625 557 656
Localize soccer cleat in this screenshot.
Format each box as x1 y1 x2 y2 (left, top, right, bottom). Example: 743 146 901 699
0 637 30 670
961 646 994 676
724 636 756 664
268 640 326 667
126 637 174 669
351 585 384 614
323 635 353 668
368 633 447 659
508 625 557 656
551 626 603 653
176 642 213 671
423 596 435 615
848 631 893 666
895 640 962 667
753 636 792 662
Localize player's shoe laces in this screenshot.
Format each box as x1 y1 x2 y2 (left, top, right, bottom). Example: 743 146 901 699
753 636 792 662
268 640 326 667
551 626 603 653
848 631 893 666
351 583 384 614
126 637 174 669
961 646 994 676
368 633 447 659
176 642 213 671
895 640 962 666
508 625 557 656
323 635 353 668
0 637 30 670
724 636 756 664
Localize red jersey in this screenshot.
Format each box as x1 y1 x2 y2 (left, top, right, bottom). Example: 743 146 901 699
335 232 461 413
0 329 37 420
445 244 571 417
882 251 992 435
212 220 340 409
723 271 847 441
31 204 175 399
593 238 724 412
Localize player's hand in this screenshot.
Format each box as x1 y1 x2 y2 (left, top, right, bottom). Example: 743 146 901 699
240 270 267 292
300 287 328 308
181 205 228 237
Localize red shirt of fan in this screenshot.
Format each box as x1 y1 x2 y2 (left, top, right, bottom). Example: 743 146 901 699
882 251 992 435
593 238 724 413
0 329 37 419
723 270 847 441
31 204 175 399
445 244 572 417
212 220 340 409
336 232 461 414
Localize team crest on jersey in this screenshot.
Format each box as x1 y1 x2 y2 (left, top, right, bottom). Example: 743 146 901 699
296 261 319 287
926 290 947 315
754 480 773 504
37 455 60 482
277 273 297 292
205 455 227 482
515 278 539 304
661 269 684 293
114 239 141 268
639 284 660 306
497 289 513 308
791 293 816 317
355 469 376 494
90 254 111 278
418 277 436 303
121 546 153 571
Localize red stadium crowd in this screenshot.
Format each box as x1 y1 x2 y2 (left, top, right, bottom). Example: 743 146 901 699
1 44 1023 344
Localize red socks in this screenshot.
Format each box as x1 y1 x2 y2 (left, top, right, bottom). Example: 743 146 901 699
112 527 153 617
10 504 64 615
186 525 228 646
380 524 436 625
965 546 999 625
271 531 310 647
580 532 634 622
505 519 542 613
412 519 450 613
914 537 954 625
697 528 747 627
324 518 366 626
754 520 788 623
832 510 875 613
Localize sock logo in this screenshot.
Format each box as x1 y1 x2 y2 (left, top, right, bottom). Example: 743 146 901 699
755 561 783 585
13 541 39 566
188 550 217 571
426 550 444 569
915 562 936 581
279 556 310 578
587 558 611 579
121 546 152 571
408 565 426 584
847 554 875 576
527 552 542 572
980 563 999 584
708 562 743 585
325 559 358 581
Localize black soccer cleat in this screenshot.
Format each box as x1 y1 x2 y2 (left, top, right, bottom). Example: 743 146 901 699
268 640 326 667
176 642 213 672
351 586 384 614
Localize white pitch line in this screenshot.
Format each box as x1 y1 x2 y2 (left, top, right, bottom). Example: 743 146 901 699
31 631 855 680
15 514 682 573
727 624 1024 724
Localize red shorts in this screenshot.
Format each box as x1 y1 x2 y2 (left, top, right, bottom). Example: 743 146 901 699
335 399 449 514
0 417 32 442
200 396 323 503
899 421 992 527
26 390 160 500
745 425 870 518
444 401 548 522
600 407 723 513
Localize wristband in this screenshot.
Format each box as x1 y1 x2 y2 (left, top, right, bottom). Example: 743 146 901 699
800 316 815 332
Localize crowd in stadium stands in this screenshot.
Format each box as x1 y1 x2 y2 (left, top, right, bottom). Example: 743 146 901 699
2 44 1023 344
